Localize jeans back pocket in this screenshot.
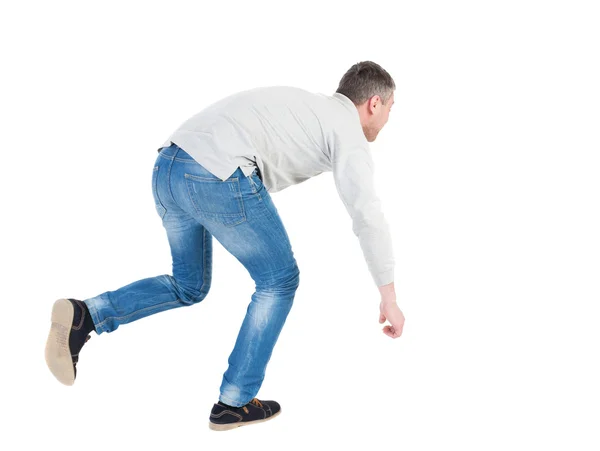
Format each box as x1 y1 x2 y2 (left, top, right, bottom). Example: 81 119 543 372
184 173 247 227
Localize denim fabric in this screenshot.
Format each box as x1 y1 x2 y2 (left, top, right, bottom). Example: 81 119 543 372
84 143 300 407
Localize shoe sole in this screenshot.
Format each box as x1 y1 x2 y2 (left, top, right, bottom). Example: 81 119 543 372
45 298 75 386
209 409 282 431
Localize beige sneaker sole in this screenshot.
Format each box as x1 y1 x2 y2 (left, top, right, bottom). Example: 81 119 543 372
45 298 76 386
209 409 282 431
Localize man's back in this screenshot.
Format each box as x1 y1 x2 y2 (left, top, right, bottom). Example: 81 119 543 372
160 86 368 193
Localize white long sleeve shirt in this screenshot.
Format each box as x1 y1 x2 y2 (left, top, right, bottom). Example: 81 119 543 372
159 86 394 287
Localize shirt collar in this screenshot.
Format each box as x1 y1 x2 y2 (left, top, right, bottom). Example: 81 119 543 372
332 92 356 111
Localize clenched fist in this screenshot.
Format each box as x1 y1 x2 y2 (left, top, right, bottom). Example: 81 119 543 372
379 299 405 338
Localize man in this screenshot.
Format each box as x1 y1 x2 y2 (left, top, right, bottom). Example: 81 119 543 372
45 60 406 431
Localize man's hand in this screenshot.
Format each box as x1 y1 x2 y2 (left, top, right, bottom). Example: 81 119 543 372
379 299 405 338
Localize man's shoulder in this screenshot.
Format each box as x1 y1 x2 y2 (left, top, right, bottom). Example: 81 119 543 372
241 85 331 101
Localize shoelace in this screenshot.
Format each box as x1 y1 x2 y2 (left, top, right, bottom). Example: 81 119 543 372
249 398 263 408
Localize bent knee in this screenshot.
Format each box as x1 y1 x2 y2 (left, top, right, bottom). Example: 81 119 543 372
187 283 211 304
259 262 300 292
289 263 300 290
169 275 211 305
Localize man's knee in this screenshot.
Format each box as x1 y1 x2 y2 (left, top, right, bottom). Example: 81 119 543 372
169 275 211 305
274 262 300 290
288 263 300 291
256 262 300 292
187 286 210 304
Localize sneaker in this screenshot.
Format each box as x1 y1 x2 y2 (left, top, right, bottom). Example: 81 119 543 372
209 398 281 431
45 298 93 386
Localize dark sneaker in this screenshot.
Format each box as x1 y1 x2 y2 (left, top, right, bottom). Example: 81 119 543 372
209 398 282 431
45 298 94 385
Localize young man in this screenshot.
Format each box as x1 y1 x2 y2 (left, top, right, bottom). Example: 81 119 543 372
45 60 406 431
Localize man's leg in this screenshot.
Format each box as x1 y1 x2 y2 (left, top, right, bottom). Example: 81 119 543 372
46 144 213 385
218 261 299 408
160 145 299 408
83 150 213 334
177 165 300 408
212 181 299 408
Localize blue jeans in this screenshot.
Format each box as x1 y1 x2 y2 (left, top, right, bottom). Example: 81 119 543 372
84 143 300 407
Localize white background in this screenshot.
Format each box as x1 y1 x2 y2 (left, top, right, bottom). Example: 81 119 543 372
1 0 599 449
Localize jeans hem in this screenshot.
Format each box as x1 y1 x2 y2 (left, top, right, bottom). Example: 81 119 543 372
219 394 248 408
83 299 105 335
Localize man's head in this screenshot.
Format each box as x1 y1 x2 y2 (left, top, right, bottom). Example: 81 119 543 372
336 61 396 142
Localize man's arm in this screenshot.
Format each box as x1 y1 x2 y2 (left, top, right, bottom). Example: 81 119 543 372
331 145 404 338
331 144 395 287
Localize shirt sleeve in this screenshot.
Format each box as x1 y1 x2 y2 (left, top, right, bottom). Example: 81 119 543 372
331 144 395 287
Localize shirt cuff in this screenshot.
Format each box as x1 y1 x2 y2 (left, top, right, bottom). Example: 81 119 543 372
374 269 395 287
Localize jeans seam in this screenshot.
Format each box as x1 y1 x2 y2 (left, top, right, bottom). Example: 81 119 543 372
166 147 179 206
158 152 196 163
260 197 290 249
93 300 182 330
201 226 208 293
153 165 167 218
234 177 246 222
